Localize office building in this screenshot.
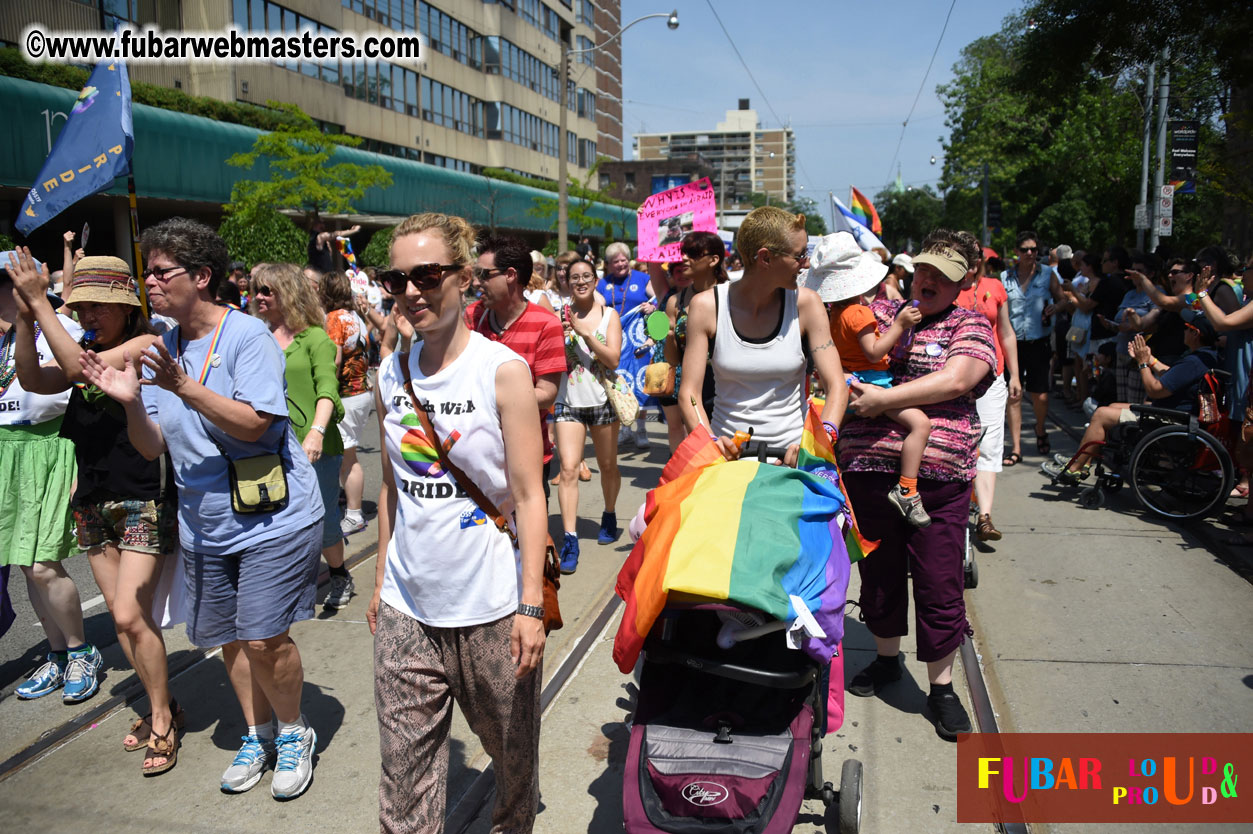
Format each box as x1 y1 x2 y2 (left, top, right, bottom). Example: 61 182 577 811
633 99 795 214
0 0 623 182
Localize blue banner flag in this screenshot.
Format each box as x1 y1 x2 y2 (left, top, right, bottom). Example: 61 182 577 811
619 305 658 408
16 59 133 236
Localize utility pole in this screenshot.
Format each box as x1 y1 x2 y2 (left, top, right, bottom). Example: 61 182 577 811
1150 47 1170 252
557 38 570 254
981 162 990 247
1137 59 1157 250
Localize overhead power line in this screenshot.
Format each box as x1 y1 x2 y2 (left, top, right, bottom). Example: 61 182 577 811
883 0 959 186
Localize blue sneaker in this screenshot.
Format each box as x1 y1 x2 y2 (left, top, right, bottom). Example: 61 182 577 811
61 645 102 704
221 734 275 793
16 652 65 700
559 534 579 575
271 721 317 799
597 511 621 545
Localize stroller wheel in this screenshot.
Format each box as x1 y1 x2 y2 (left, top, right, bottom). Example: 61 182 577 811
964 558 978 589
826 758 862 834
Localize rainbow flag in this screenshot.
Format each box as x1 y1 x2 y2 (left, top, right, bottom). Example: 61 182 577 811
797 402 878 562
849 187 882 235
613 411 855 674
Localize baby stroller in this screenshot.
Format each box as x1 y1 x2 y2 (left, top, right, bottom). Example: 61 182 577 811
622 445 863 834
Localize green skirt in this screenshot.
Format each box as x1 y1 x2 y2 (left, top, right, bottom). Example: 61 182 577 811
0 419 78 567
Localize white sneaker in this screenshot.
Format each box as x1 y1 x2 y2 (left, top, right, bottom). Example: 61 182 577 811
221 734 275 793
633 425 650 450
340 515 367 537
271 721 316 800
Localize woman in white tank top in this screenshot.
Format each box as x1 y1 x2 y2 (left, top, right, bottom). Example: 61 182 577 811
678 207 848 462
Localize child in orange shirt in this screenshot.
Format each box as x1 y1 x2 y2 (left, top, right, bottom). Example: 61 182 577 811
806 233 933 526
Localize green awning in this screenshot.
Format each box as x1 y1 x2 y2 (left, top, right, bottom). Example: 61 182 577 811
0 74 635 235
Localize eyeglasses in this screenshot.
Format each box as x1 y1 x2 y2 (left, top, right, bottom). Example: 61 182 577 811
1018 246 1038 254
142 265 187 282
1168 268 1189 276
568 273 597 285
471 267 504 284
771 248 811 264
378 263 463 294
252 285 273 296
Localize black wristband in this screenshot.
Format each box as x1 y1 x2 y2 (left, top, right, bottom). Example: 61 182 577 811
517 603 544 620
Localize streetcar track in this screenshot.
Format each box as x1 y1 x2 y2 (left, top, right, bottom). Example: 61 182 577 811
0 537 380 783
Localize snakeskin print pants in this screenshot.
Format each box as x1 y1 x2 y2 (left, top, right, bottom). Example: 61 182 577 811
374 602 541 834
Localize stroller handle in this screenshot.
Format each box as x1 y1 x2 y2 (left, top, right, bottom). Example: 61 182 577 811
743 442 791 463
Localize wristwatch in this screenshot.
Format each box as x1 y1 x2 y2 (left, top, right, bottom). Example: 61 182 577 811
310 424 326 435
517 603 544 620
1138 362 1151 370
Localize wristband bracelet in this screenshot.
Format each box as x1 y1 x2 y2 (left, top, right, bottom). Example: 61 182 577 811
1138 362 1151 370
822 420 839 442
310 424 326 435
517 603 544 620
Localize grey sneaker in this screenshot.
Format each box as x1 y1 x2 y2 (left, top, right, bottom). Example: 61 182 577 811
633 425 651 450
324 574 355 610
887 485 931 527
221 734 274 793
271 722 316 800
1041 459 1089 486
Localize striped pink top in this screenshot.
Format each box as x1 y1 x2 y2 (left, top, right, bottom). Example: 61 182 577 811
836 300 996 483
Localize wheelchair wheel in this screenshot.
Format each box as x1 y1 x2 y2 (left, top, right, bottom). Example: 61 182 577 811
1128 424 1234 520
1078 486 1104 509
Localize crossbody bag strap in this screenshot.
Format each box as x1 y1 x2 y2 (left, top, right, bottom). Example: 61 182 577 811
398 352 517 545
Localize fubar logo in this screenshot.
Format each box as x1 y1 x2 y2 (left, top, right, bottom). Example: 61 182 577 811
682 781 728 807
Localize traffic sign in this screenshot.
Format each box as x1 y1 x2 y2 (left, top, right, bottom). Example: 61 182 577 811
1134 204 1149 229
1157 215 1173 237
1159 193 1174 218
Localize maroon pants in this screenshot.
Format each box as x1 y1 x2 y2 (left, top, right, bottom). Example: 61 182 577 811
844 471 972 662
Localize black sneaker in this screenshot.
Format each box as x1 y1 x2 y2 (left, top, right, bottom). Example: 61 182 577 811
927 689 973 740
848 654 902 697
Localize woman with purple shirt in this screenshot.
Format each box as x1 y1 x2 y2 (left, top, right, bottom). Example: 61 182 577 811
838 229 996 741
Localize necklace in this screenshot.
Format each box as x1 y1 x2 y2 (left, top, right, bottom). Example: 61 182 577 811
0 322 41 398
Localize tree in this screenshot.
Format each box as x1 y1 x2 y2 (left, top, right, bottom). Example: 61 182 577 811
528 157 621 249
361 225 395 269
874 187 945 254
218 207 305 268
223 101 393 228
746 193 828 236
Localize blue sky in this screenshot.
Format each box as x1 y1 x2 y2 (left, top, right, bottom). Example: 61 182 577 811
618 0 1018 215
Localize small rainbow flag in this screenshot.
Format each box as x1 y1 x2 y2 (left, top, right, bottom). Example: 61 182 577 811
613 408 857 674
797 401 878 562
849 187 882 235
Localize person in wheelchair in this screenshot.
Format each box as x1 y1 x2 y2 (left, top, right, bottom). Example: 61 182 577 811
1041 318 1220 486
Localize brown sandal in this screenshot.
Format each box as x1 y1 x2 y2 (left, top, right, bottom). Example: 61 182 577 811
142 724 179 776
124 699 185 752
976 514 1002 542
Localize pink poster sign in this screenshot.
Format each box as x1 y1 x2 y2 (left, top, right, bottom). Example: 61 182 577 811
636 177 717 262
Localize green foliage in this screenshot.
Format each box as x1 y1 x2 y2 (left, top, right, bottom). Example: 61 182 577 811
874 188 945 254
0 48 303 132
934 14 1230 254
361 226 395 268
224 101 393 224
0 232 14 252
218 207 305 268
745 193 827 236
482 166 638 210
527 157 631 246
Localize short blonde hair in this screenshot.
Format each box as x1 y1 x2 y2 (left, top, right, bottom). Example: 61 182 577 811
391 212 476 267
736 206 806 266
251 262 325 332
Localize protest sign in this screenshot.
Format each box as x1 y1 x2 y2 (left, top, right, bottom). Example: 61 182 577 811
636 178 717 262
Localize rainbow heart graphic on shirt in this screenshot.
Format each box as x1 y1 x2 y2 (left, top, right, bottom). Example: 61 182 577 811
398 413 460 477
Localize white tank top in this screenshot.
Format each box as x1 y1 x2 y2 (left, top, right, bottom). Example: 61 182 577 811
557 305 615 409
377 332 529 627
710 283 806 448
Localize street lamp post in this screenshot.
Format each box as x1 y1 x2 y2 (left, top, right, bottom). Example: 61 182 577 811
558 10 679 254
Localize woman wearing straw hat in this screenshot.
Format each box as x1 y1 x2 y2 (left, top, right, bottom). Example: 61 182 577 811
8 249 184 775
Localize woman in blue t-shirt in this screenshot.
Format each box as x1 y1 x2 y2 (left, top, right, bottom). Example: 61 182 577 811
82 218 323 800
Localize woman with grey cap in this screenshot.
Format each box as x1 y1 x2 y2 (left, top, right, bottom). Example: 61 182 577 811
9 249 182 775
838 229 996 741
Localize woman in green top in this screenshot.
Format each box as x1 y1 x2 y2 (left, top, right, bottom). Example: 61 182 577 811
250 264 351 609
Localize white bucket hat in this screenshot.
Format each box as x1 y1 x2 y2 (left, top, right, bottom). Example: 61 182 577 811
800 232 889 303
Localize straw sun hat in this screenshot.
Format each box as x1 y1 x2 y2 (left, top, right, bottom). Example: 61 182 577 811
64 256 141 307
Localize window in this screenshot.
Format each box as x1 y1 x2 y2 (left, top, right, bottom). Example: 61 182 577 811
342 0 416 31
483 37 560 102
624 171 635 191
576 0 595 26
419 3 482 68
576 35 593 64
422 78 485 137
599 172 610 189
487 103 559 156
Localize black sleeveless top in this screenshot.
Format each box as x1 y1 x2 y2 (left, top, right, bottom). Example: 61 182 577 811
59 385 172 503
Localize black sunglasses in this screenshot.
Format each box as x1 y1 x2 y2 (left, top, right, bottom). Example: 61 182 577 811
252 284 272 296
379 263 463 293
1018 246 1038 253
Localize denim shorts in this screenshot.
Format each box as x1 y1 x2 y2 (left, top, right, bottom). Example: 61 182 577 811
312 454 344 549
182 520 321 647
